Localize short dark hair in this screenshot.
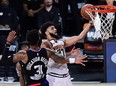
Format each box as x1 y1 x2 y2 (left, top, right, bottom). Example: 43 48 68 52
40 21 54 36
27 29 40 46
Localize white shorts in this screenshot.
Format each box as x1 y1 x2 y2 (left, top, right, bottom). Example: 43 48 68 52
46 74 73 86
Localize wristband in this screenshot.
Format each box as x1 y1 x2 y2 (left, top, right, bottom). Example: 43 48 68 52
69 58 75 63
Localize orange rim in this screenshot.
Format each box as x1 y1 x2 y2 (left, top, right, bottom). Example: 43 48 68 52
85 5 116 13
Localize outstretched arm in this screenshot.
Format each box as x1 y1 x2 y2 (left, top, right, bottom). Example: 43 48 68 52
46 48 87 65
69 54 87 66
42 38 87 65
45 48 68 64
64 21 93 47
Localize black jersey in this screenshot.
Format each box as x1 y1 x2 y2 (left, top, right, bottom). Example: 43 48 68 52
20 48 48 85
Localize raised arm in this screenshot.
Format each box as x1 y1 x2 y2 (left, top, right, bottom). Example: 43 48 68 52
1 31 16 63
64 21 93 47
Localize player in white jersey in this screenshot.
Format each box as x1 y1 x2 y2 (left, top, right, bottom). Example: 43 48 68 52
46 39 73 86
40 21 92 86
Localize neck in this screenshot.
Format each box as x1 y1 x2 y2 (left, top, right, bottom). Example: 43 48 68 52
45 5 52 12
30 45 39 50
46 35 55 40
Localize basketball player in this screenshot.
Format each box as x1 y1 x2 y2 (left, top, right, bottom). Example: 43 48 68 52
40 21 93 86
2 30 86 86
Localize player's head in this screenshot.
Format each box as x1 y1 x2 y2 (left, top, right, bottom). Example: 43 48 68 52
27 29 41 46
40 21 60 39
0 0 9 9
44 0 53 7
21 44 29 51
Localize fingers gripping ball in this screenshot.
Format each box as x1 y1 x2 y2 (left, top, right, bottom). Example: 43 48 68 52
81 4 93 20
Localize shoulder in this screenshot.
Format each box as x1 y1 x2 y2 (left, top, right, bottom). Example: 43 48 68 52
41 39 52 48
57 39 65 44
60 37 67 43
52 6 60 12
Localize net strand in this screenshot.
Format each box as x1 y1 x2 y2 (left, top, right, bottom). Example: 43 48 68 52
86 6 115 40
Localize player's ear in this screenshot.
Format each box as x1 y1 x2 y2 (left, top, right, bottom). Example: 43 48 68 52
45 31 50 36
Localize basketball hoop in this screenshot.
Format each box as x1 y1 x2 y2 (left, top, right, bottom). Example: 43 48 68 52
84 5 116 40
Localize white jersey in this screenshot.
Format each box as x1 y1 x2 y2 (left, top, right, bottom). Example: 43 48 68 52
47 39 69 74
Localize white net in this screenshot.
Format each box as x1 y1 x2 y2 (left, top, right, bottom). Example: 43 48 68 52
85 7 115 40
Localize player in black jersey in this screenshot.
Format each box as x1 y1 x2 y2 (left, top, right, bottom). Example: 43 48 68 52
2 29 87 86
2 30 72 86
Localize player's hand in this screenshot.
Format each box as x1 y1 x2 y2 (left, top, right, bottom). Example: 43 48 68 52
70 47 81 56
74 54 87 66
7 31 16 44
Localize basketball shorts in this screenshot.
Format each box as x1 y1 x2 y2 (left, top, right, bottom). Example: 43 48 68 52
46 74 73 86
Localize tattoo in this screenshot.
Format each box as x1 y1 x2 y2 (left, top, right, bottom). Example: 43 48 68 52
50 53 68 64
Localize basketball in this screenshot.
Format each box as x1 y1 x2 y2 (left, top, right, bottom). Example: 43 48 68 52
81 4 93 20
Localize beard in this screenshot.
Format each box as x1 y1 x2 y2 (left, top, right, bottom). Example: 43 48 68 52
49 33 60 39
45 2 52 7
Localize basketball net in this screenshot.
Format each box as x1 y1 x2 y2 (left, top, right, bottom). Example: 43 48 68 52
85 6 115 40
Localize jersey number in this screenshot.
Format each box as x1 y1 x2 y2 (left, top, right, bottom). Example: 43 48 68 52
30 65 44 80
